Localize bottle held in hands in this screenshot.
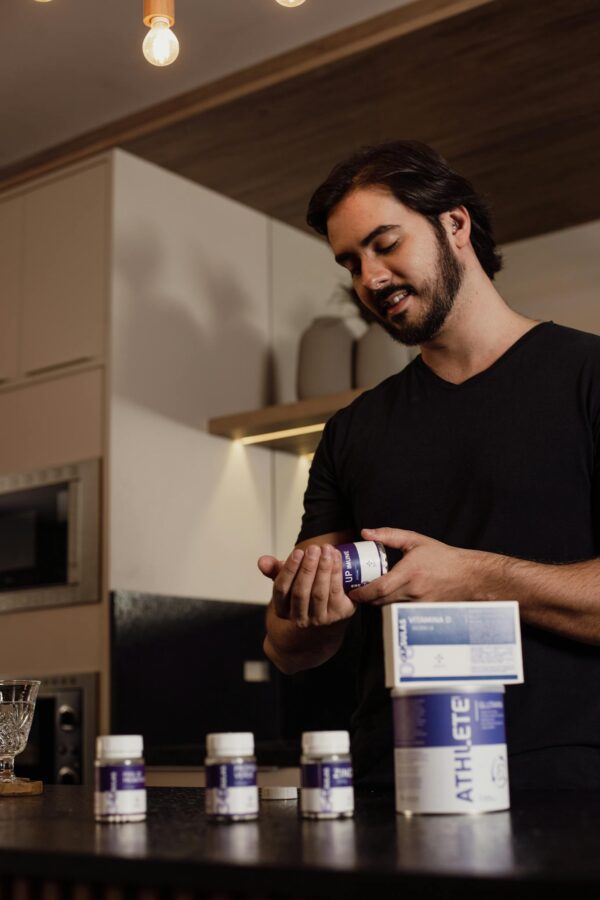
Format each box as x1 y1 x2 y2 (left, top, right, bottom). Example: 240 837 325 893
335 540 388 593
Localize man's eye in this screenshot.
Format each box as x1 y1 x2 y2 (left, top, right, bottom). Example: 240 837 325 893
378 241 399 255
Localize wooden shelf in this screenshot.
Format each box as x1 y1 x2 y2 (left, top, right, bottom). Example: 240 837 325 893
208 389 364 455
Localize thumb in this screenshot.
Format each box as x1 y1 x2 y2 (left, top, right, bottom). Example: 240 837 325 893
257 555 283 580
361 527 422 550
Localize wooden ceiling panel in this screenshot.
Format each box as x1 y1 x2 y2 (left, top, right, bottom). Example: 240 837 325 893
121 0 600 244
2 0 598 247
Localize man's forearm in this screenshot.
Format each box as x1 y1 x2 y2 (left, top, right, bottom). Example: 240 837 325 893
472 552 600 643
264 604 348 674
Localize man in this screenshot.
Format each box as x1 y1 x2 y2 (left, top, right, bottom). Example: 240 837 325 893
258 141 600 789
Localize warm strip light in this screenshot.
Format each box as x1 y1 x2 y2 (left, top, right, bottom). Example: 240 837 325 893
239 423 326 445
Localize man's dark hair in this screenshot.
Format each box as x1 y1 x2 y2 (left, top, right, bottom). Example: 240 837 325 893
306 141 503 280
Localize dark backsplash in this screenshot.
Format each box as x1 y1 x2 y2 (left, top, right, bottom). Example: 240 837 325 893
110 591 359 767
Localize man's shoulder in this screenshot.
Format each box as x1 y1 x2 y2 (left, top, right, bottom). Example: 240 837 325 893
542 322 600 354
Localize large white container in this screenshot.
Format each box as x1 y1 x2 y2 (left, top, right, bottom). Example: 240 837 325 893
392 685 510 815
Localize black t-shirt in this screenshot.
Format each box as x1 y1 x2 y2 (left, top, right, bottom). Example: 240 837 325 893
297 322 600 789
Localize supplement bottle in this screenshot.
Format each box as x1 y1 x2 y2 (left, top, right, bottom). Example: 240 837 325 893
94 734 146 823
205 732 259 822
300 730 354 820
335 541 388 592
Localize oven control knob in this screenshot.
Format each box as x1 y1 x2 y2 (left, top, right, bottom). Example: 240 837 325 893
57 704 78 732
57 766 79 785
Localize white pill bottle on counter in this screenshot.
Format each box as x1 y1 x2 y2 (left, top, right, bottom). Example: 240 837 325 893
205 732 259 821
94 734 146 823
300 730 354 820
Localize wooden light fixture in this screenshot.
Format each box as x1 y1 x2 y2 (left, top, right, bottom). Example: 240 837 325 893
143 0 175 28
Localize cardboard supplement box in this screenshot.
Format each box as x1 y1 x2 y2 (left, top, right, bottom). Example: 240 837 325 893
383 601 523 689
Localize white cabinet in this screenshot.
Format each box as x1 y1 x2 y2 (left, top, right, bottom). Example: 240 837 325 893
0 162 108 383
0 195 23 383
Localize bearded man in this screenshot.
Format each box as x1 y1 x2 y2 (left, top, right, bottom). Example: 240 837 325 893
259 141 600 789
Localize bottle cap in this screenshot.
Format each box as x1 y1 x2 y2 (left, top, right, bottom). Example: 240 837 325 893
260 786 298 800
302 730 350 755
206 732 255 757
96 734 143 759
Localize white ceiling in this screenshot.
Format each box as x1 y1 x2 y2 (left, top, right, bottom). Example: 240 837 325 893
2 0 412 170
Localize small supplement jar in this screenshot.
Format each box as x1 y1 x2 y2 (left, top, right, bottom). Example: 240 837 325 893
205 732 259 821
94 734 146 823
335 541 388 592
300 730 354 820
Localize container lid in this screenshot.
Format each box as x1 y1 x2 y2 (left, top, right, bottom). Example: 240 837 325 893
96 734 144 758
206 732 255 757
391 684 506 697
260 786 298 800
302 730 350 755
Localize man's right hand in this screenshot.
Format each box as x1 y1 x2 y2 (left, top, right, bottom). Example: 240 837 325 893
258 543 357 628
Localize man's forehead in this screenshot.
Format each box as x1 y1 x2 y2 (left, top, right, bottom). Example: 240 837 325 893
327 187 413 251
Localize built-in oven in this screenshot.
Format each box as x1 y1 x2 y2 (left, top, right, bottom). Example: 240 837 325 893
0 459 100 612
16 673 98 785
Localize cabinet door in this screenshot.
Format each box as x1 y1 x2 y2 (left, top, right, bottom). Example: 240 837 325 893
21 163 108 375
0 195 23 383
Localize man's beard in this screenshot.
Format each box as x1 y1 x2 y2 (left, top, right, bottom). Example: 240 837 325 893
373 227 464 346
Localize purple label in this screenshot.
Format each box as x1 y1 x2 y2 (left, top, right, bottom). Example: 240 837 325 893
206 761 257 789
393 692 506 749
336 543 365 591
301 762 353 789
95 764 145 792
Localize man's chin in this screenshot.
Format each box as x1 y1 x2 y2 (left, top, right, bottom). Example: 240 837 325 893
379 314 424 347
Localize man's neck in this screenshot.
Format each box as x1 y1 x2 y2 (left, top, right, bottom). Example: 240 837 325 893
419 276 540 385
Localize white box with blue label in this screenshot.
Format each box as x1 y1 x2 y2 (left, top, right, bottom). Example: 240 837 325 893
383 601 523 689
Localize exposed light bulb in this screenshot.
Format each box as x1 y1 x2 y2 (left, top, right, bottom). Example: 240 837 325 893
142 16 180 67
275 0 307 6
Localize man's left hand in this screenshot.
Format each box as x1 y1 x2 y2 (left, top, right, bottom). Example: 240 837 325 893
349 526 482 605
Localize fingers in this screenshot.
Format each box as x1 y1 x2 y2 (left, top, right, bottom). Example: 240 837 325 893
272 548 305 618
349 569 411 605
361 526 421 550
257 555 283 580
290 544 323 625
271 543 345 625
309 545 340 625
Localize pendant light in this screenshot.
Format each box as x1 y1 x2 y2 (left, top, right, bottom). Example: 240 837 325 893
143 0 180 67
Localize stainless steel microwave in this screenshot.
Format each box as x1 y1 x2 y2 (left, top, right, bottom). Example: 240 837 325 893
0 459 100 612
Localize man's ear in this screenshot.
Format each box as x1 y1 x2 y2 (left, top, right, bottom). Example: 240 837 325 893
446 206 471 247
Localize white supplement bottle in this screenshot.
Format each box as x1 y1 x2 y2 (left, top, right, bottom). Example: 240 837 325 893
205 732 259 821
94 734 146 823
300 730 354 820
334 541 388 592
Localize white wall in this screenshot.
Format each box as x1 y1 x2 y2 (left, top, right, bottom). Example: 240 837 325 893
109 151 273 602
496 219 600 333
270 219 351 405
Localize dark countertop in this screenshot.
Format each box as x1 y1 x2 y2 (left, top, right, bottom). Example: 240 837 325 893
0 787 599 898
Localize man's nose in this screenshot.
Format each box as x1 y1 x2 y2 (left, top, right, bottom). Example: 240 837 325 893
360 262 391 293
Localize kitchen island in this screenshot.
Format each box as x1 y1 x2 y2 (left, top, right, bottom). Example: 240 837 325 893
0 786 598 899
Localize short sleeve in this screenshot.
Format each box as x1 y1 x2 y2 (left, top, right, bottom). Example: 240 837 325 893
296 415 355 543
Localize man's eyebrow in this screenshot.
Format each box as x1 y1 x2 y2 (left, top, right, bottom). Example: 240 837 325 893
334 224 401 266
